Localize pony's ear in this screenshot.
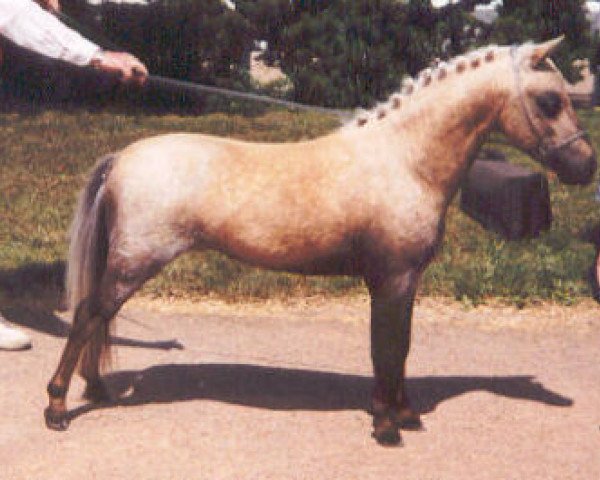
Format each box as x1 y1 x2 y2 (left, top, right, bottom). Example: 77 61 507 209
530 36 564 67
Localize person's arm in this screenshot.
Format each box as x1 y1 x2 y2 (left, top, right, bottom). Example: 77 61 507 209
0 0 147 83
0 0 99 66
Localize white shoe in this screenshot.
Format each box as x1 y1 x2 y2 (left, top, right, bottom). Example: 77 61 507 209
0 320 32 351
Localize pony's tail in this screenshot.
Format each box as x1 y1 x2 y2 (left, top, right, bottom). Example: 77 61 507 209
65 153 116 373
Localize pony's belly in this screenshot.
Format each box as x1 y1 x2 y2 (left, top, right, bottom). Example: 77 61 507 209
205 235 363 277
277 251 363 276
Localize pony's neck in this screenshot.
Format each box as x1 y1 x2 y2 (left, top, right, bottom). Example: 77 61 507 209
345 47 514 206
399 57 510 203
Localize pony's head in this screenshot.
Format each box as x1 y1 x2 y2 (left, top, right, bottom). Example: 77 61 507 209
497 37 596 185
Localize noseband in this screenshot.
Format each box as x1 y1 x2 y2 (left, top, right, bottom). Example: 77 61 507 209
509 45 587 161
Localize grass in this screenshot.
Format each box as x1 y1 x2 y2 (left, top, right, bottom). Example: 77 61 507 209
1 107 599 305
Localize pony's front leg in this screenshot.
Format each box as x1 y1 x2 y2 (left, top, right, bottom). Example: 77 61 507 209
367 271 423 446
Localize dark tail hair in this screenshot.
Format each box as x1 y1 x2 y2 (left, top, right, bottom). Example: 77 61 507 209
65 153 115 373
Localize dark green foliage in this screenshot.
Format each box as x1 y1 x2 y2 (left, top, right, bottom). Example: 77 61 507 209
4 0 598 111
238 0 446 108
0 0 258 113
487 0 596 81
60 0 254 87
237 0 596 107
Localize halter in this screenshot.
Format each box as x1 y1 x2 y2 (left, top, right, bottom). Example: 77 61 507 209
509 45 587 160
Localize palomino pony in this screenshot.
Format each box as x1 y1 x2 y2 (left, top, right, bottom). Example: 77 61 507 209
45 38 595 445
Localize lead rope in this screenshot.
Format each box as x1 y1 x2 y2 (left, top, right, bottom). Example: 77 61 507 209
142 74 353 120
55 10 352 120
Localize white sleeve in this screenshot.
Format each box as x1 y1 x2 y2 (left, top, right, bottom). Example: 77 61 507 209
0 0 101 67
0 0 28 26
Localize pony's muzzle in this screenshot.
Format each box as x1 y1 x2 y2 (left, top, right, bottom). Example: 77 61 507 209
548 150 597 186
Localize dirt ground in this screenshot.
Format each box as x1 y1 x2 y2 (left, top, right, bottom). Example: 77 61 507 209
1 296 598 480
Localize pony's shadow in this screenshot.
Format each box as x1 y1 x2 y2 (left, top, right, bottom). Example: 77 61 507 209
0 261 182 350
67 363 573 423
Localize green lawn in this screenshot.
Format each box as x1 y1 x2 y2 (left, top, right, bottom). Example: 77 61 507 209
1 108 599 305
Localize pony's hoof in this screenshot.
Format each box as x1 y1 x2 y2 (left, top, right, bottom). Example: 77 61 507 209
372 426 403 446
83 380 111 403
372 415 403 446
44 407 70 431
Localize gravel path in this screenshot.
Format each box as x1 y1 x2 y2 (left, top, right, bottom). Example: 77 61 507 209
1 297 599 479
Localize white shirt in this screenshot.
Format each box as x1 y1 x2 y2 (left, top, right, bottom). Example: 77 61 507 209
0 0 100 66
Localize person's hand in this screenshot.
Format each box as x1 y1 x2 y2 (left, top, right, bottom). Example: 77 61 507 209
90 51 148 85
36 0 60 12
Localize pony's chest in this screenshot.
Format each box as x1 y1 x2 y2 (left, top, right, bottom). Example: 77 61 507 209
394 208 444 250
368 186 445 262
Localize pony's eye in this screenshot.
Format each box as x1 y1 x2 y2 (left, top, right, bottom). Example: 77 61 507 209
535 91 562 118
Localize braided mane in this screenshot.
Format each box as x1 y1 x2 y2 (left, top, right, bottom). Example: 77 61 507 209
346 44 509 129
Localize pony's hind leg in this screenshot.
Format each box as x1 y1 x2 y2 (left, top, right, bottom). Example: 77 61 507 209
45 254 172 431
45 296 117 430
78 259 164 402
79 319 111 403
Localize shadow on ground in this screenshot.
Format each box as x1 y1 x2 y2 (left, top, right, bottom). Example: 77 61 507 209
0 261 182 350
66 363 573 425
7 265 574 428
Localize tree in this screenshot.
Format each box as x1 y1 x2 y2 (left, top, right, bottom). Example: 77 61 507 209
62 0 254 87
238 0 449 108
0 0 256 112
26 0 595 112
489 0 595 81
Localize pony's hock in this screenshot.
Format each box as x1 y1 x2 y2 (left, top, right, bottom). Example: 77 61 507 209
460 160 552 239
